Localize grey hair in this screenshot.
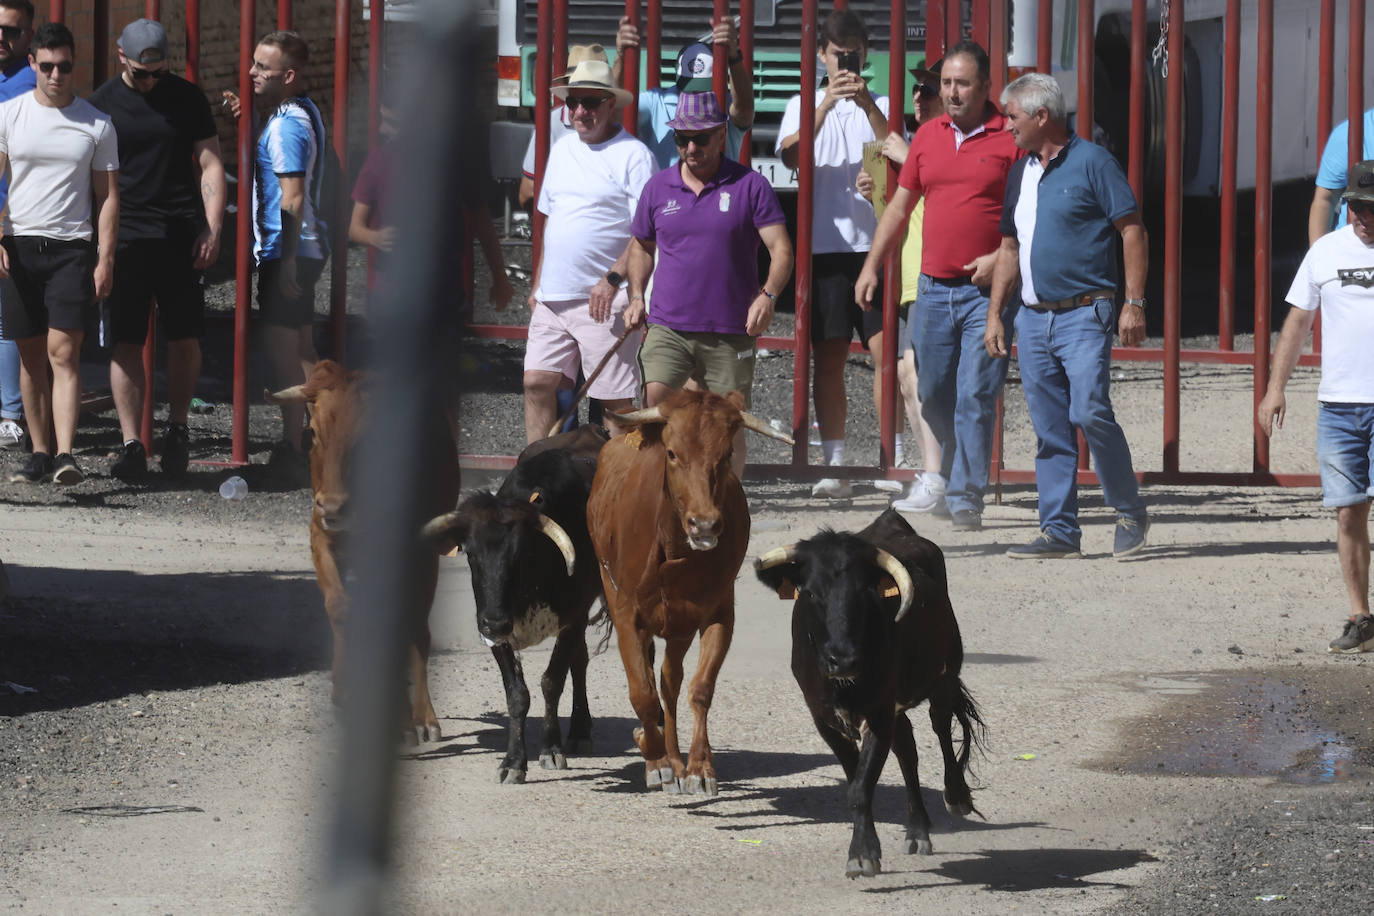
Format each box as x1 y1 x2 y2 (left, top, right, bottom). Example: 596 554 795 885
1000 72 1067 124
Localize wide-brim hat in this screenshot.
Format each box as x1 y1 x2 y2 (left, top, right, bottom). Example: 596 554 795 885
550 59 634 107
1342 160 1374 205
909 57 943 89
552 44 609 84
666 90 727 131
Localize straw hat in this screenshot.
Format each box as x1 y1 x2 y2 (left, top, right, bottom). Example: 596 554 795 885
553 44 609 84
550 59 634 108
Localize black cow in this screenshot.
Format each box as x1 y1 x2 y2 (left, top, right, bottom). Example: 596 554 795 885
754 508 985 878
423 426 608 783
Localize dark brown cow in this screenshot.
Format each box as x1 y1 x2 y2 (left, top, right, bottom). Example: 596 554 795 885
268 359 459 742
586 389 792 795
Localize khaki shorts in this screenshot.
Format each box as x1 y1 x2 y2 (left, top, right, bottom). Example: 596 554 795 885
639 323 756 408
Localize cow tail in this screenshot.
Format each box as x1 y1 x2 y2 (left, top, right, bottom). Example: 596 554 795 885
952 677 988 775
589 599 615 656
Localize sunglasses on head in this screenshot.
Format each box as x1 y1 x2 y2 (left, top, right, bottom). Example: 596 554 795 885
916 83 939 99
673 129 718 148
0 25 24 41
37 60 73 74
564 94 609 111
129 66 167 81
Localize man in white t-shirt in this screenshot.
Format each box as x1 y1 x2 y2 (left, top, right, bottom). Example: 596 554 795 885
777 8 889 499
1259 161 1374 654
517 44 607 209
523 59 655 444
0 21 119 485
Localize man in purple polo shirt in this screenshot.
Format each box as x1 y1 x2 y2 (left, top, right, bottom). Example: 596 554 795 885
626 91 792 476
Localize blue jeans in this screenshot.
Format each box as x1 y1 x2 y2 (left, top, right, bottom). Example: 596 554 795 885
1316 402 1374 508
0 295 19 419
911 275 1011 514
1014 300 1144 546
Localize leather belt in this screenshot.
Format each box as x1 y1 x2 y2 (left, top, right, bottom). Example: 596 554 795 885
927 274 974 286
1030 289 1116 311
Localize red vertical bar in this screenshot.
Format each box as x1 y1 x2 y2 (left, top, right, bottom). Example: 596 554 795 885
331 0 350 362
1162 0 1183 475
793 0 816 467
1037 0 1052 73
369 1 383 145
1253 0 1273 473
233 0 256 465
646 0 661 90
833 0 846 9
553 0 568 88
1317 0 1333 159
1349 0 1366 167
532 0 553 271
988 0 1006 101
878 0 905 474
971 0 987 48
1076 0 1093 141
279 2 291 31
947 0 962 52
622 0 639 132
927 0 946 63
712 0 727 111
737 0 752 164
184 0 200 83
145 1 159 18
1128 0 1145 200
1218 0 1238 351
48 2 62 23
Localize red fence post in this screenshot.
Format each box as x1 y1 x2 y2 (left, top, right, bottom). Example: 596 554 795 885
232 0 256 465
738 0 752 165
279 2 290 32
793 0 816 466
553 0 568 94
622 0 639 133
927 0 946 64
1127 0 1144 200
1348 0 1366 168
184 0 199 83
1037 0 1052 74
532 0 552 272
1162 0 1183 475
711 0 727 111
1076 0 1093 141
1217 0 1238 351
988 0 1006 100
646 0 661 90
331 0 349 362
1317 0 1334 165
1253 0 1274 473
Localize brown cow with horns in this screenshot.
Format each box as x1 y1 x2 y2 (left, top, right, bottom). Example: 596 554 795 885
587 389 793 795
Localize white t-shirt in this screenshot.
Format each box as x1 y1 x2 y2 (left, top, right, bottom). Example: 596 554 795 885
1285 223 1374 403
536 127 655 302
0 92 118 240
776 89 889 254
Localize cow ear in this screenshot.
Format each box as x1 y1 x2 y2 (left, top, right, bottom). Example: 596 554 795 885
754 561 799 600
774 579 799 600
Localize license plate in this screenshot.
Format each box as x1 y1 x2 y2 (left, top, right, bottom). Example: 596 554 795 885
749 156 798 190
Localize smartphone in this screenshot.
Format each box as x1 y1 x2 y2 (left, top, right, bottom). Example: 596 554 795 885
837 50 862 75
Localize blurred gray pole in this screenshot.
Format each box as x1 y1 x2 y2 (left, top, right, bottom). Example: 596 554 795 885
321 1 481 911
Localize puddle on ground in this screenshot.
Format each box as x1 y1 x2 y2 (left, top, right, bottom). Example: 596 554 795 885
1098 666 1374 784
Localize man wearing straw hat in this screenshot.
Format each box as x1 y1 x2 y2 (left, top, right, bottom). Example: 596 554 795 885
1261 161 1374 654
517 43 611 209
625 91 792 477
523 58 655 444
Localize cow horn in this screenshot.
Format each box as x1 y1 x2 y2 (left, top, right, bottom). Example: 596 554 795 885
609 405 666 426
420 509 463 544
265 384 308 404
877 548 916 623
738 410 796 446
539 514 576 577
754 544 797 570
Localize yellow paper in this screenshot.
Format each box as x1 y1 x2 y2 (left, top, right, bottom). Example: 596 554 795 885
862 139 888 222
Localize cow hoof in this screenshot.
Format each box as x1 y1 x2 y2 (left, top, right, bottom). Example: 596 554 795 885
539 750 568 770
419 723 442 743
684 775 718 796
662 776 683 795
646 765 675 790
906 837 934 856
496 766 527 785
945 798 974 817
845 857 880 879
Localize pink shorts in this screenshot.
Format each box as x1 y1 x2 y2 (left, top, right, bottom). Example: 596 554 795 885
524 292 643 400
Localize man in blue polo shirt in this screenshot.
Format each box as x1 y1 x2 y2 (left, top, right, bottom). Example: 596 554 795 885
985 72 1149 560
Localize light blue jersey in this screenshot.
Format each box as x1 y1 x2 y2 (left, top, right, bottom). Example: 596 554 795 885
1316 108 1374 230
253 95 327 263
637 87 747 172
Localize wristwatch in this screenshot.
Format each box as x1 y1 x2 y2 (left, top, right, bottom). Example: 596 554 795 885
605 270 624 287
1124 297 1146 309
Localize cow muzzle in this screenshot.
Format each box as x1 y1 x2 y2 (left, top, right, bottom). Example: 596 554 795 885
685 514 721 551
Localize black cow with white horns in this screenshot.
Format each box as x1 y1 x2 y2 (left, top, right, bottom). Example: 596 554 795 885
754 508 986 879
422 425 608 784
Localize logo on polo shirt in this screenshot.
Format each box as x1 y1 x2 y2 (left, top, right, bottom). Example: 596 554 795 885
661 199 682 217
719 192 731 212
1338 266 1374 289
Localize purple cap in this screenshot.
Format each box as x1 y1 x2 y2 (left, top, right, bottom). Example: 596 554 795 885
666 91 727 131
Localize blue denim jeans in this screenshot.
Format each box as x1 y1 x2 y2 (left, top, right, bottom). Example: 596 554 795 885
0 304 20 419
911 275 1011 514
1014 299 1144 546
1316 402 1374 508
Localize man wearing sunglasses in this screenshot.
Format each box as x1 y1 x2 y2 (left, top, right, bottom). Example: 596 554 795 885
0 0 34 454
523 59 655 444
89 18 225 482
0 20 118 485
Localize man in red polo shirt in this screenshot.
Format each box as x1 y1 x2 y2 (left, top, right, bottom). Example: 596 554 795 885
855 40 1023 532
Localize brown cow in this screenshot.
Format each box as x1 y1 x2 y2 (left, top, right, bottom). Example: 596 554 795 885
268 359 459 742
587 389 792 795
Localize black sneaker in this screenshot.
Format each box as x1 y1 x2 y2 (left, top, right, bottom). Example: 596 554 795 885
950 509 983 531
52 452 84 485
1328 615 1374 654
110 439 148 481
9 450 52 483
160 424 191 477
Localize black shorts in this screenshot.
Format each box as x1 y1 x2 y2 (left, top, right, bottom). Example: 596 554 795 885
256 256 325 329
106 234 206 345
0 236 96 339
809 251 884 346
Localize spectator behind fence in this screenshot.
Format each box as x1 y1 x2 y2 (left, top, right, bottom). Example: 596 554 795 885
517 43 608 209
626 90 792 478
777 8 890 499
0 20 118 486
855 40 1024 532
91 17 225 483
523 59 655 444
616 15 753 171
1260 161 1374 654
0 0 34 453
985 72 1149 560
1309 104 1374 245
854 58 946 512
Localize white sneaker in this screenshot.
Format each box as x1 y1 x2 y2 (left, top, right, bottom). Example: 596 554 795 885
811 477 853 499
0 418 23 450
892 473 947 513
873 477 904 493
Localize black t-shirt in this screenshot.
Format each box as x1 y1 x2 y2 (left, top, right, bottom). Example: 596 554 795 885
89 72 217 239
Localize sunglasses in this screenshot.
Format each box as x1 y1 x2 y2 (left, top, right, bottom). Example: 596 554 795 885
673 129 719 148
564 94 610 111
37 60 73 75
0 25 24 41
129 66 167 82
916 83 939 99
1349 199 1374 215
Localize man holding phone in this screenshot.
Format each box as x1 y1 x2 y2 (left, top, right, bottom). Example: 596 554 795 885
777 8 889 498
